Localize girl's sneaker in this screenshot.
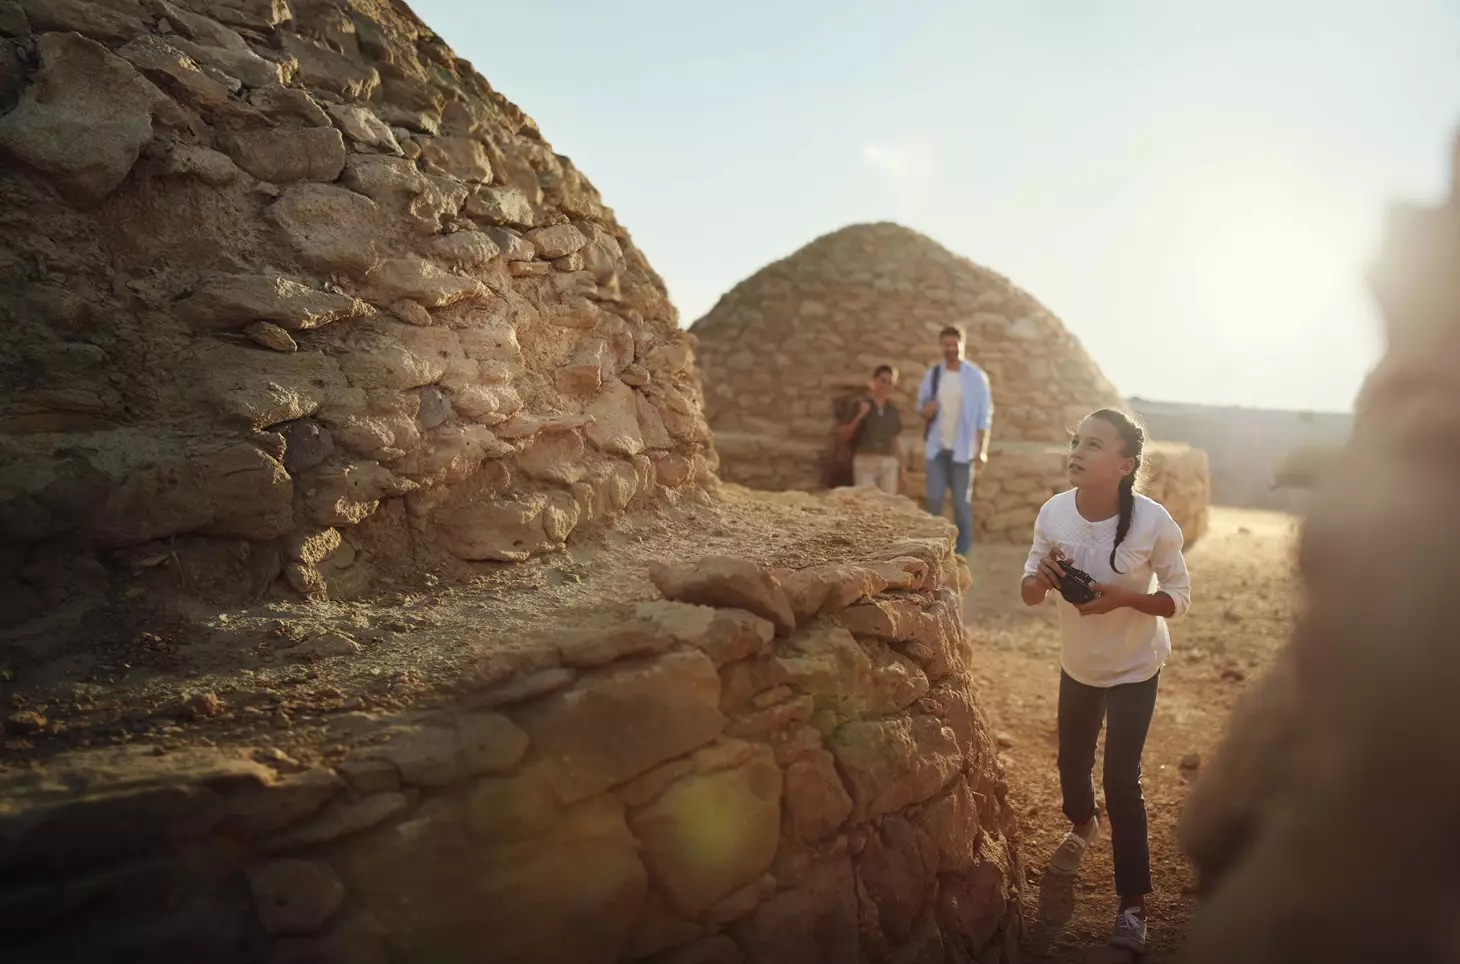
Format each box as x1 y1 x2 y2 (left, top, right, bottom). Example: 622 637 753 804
1109 906 1147 953
1046 815 1099 875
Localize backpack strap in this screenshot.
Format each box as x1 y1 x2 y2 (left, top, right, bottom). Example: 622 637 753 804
924 364 942 439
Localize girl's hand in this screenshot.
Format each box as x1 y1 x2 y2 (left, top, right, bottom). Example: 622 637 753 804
1034 547 1066 592
1075 583 1132 616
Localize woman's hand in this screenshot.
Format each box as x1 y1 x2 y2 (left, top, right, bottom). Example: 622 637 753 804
920 400 938 420
1074 583 1134 616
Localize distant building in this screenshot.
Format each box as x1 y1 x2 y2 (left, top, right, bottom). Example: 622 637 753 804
1129 397 1352 511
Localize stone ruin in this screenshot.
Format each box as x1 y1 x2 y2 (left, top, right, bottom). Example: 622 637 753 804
691 222 1211 545
0 0 717 632
0 3 1025 962
1176 133 1460 960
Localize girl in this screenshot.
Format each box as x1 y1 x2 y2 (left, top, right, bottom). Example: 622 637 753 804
1019 409 1192 953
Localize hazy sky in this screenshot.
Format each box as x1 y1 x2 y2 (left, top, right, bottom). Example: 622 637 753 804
411 0 1460 413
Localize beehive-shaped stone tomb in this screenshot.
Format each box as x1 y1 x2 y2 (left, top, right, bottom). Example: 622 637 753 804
691 223 1209 544
0 0 716 623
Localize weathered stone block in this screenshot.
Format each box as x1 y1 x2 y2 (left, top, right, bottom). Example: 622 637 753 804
459 712 530 775
261 792 409 851
829 715 962 821
730 854 860 964
934 835 1012 960
247 858 345 936
517 651 725 803
585 379 646 456
631 600 775 668
268 184 385 276
783 748 852 844
466 763 559 843
629 745 782 917
649 556 795 636
857 814 935 946
0 33 164 203
228 127 346 183
528 224 589 259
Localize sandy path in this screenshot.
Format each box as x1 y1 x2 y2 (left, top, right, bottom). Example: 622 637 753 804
964 506 1300 962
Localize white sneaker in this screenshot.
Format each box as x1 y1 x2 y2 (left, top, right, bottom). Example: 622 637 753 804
1047 816 1099 875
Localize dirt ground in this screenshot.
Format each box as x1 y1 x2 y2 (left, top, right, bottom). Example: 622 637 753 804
964 506 1301 963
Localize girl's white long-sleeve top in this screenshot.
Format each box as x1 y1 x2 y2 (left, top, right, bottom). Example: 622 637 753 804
1022 489 1192 687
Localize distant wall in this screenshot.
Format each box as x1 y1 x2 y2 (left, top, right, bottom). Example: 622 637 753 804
1130 398 1351 510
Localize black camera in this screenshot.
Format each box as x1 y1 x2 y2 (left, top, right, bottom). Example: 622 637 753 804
1056 560 1100 605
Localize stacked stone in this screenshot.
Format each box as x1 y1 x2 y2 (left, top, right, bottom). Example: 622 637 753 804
0 0 714 618
692 222 1122 454
1141 442 1210 545
691 222 1209 544
1 508 1023 964
906 439 1210 545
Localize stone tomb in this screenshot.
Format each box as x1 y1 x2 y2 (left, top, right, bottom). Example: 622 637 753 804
691 222 1210 544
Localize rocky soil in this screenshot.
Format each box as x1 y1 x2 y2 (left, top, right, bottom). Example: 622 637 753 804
964 506 1299 962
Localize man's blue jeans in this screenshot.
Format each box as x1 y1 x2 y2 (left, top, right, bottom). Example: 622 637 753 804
926 449 973 555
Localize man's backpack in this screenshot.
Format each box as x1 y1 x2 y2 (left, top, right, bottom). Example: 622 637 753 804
923 364 942 440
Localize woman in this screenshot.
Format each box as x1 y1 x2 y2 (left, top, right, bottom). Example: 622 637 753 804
837 364 906 496
1019 409 1192 953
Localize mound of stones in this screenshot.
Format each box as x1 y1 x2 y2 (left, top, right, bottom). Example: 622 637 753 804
0 0 713 626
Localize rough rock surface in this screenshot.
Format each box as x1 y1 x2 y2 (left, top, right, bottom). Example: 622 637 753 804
689 222 1209 543
1177 129 1460 963
0 494 1022 964
0 0 714 637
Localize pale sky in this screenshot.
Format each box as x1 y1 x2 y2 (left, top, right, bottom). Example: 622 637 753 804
411 0 1460 413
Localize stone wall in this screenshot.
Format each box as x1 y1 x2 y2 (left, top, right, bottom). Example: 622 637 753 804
2 524 1022 964
907 440 1209 546
714 434 1209 547
1130 397 1351 510
1137 442 1211 545
0 0 713 623
689 223 1210 544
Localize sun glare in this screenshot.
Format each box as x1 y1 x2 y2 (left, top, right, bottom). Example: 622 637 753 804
1188 208 1350 340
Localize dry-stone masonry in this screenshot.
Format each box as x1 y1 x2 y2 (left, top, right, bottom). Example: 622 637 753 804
1 502 1023 964
0 0 714 628
956 438 1209 545
690 223 1209 544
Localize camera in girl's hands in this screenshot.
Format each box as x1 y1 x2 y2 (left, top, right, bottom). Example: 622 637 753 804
1056 560 1100 605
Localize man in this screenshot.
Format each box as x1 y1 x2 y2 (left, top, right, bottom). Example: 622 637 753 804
915 325 993 556
839 364 904 495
